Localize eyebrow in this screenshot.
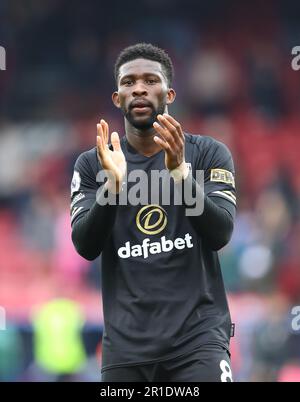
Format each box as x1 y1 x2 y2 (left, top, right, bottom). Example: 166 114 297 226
119 72 162 82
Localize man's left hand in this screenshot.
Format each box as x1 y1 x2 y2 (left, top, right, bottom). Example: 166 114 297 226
153 113 189 181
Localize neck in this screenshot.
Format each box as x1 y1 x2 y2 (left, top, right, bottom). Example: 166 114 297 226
125 120 162 157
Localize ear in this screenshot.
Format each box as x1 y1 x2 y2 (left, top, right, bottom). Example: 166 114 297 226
112 91 121 108
166 88 176 105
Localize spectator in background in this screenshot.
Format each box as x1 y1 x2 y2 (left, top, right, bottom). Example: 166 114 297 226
28 299 87 381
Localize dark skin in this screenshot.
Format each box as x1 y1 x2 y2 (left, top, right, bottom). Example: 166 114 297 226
96 58 186 193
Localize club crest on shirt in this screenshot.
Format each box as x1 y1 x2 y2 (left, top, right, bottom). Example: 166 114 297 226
71 170 81 195
210 168 235 187
136 204 167 235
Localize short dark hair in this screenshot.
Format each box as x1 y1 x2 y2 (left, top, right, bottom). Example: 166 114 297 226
114 43 174 87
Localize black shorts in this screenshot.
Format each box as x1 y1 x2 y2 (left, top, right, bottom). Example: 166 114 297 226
101 344 233 382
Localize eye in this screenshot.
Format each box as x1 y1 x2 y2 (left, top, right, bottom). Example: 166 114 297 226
122 79 133 86
146 78 157 84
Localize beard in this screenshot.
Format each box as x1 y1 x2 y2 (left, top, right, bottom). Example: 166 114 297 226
122 101 166 130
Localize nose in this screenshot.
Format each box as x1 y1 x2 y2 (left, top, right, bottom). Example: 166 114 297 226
132 82 148 97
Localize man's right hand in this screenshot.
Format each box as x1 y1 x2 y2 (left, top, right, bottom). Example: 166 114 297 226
97 119 127 194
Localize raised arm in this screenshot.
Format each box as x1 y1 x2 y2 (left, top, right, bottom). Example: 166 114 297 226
153 113 236 251
71 120 126 260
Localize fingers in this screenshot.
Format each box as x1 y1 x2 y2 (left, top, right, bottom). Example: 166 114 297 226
161 114 184 140
153 121 176 152
153 114 184 152
97 123 105 157
100 119 109 145
111 132 121 152
98 119 119 151
157 114 183 145
97 120 110 159
153 135 172 153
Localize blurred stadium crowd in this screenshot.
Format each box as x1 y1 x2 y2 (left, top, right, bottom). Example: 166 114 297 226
0 0 300 381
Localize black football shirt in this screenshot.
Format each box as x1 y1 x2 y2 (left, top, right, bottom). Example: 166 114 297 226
70 133 237 372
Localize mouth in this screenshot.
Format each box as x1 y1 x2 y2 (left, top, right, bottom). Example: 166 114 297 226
131 106 152 114
130 99 153 113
